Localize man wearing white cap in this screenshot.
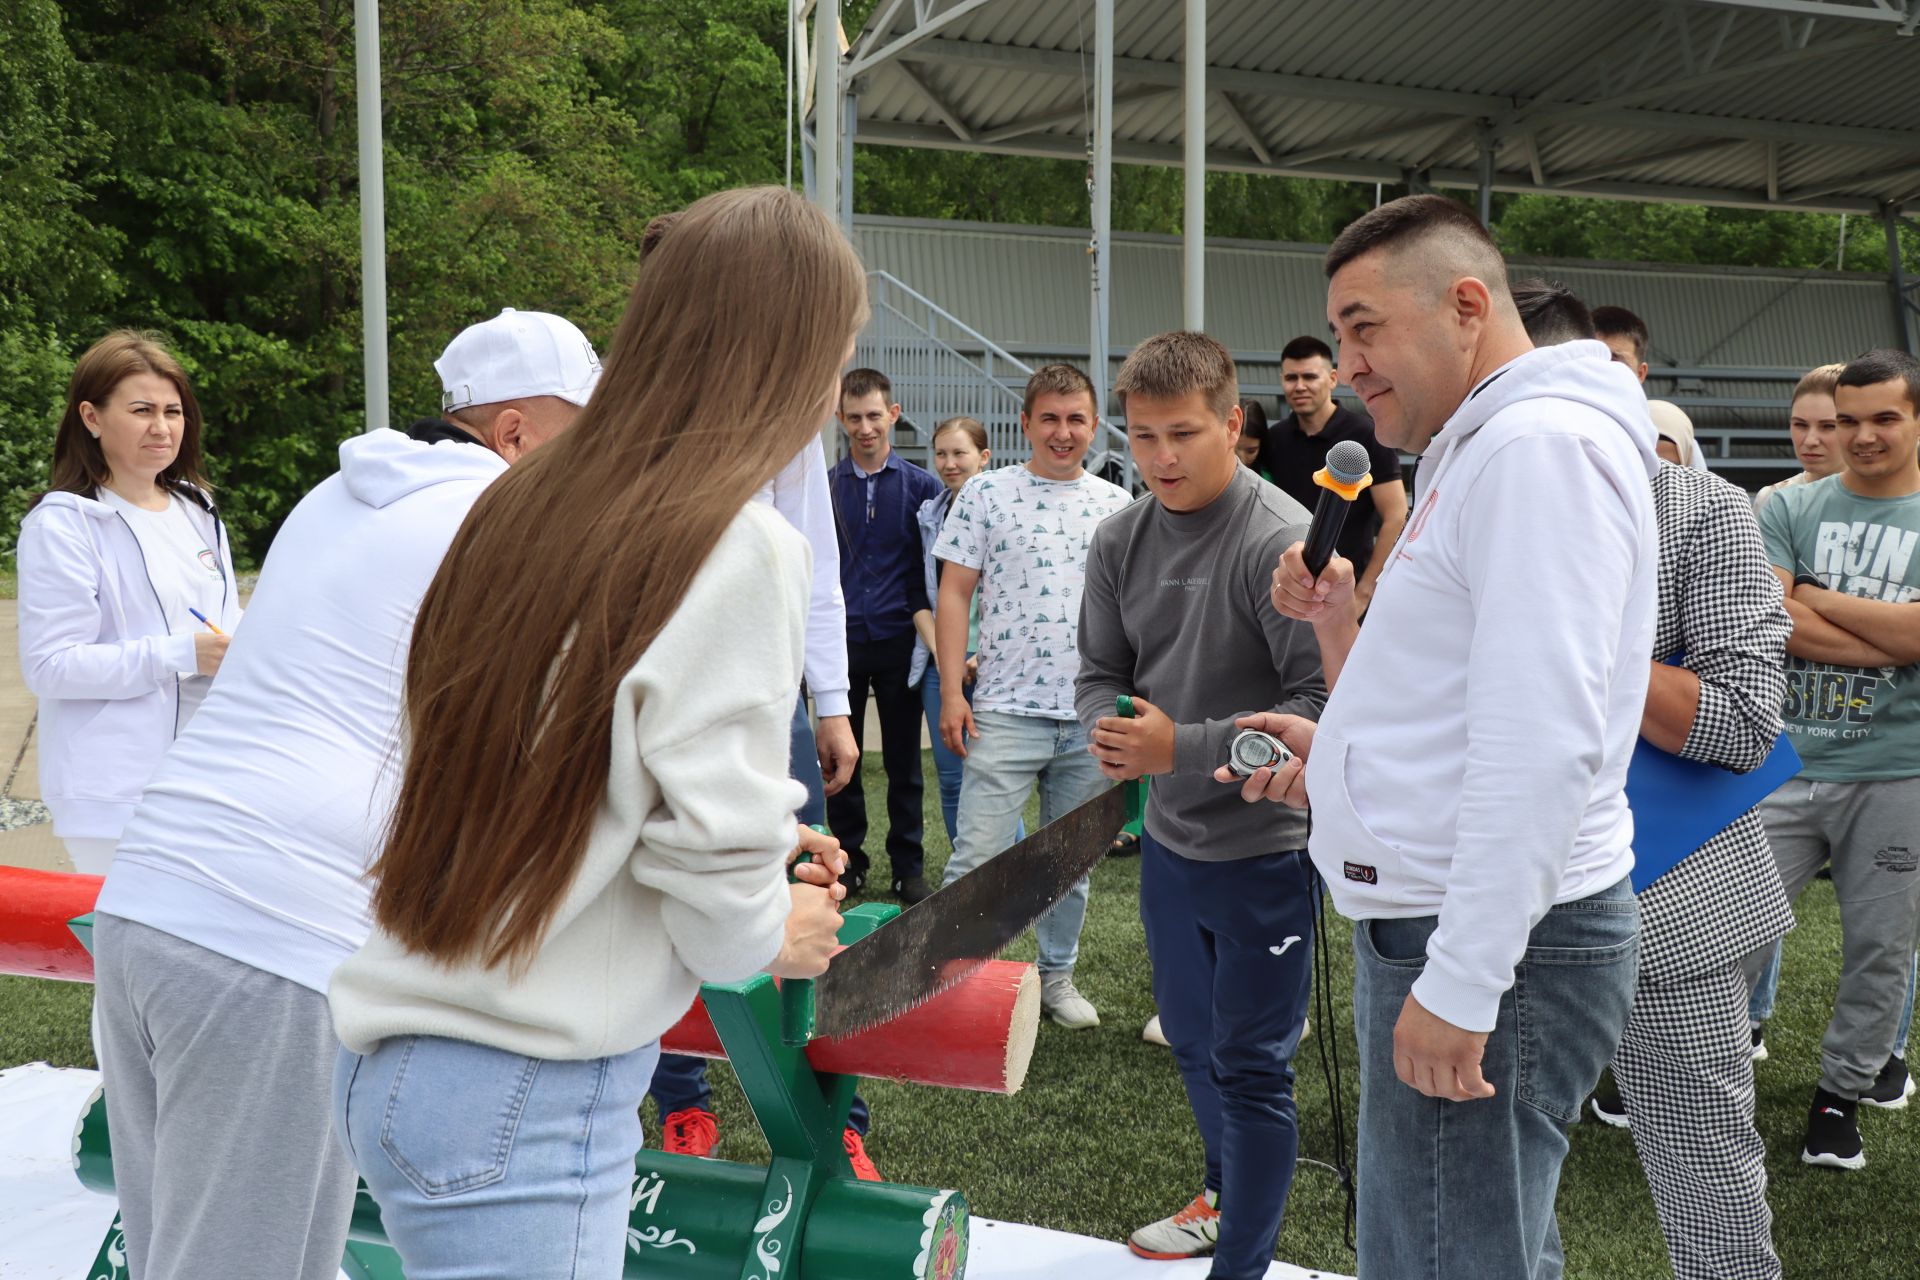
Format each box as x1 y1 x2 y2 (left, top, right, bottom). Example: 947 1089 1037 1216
89 309 603 1280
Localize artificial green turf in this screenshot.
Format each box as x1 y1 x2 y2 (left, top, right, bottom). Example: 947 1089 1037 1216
4 751 1915 1278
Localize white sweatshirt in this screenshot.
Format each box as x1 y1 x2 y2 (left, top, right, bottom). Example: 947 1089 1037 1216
755 438 851 718
100 430 507 992
1305 340 1659 1033
330 500 810 1060
16 486 242 839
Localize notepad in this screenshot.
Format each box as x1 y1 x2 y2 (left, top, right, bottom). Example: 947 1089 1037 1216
1625 732 1801 893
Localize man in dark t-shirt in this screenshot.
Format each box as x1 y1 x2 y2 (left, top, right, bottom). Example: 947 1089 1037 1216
1259 335 1409 612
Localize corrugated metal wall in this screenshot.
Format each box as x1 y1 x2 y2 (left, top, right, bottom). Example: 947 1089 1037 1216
853 215 1906 477
854 216 1901 370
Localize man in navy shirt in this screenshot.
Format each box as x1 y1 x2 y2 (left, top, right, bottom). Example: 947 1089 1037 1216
1259 336 1408 613
829 368 944 902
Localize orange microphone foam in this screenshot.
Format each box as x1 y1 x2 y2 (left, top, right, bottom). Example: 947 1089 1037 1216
1313 465 1374 502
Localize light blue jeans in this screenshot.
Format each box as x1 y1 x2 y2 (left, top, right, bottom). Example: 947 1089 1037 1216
1352 877 1640 1280
1748 939 1782 1024
922 656 1022 849
944 708 1107 975
334 1035 661 1280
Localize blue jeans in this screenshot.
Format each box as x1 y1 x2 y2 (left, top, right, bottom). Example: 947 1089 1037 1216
1352 877 1639 1280
649 693 873 1134
944 709 1108 974
1748 939 1782 1025
1140 835 1315 1280
922 656 1022 848
334 1035 660 1280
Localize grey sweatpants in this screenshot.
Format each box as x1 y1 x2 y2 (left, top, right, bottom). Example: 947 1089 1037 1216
1744 776 1920 1098
92 914 357 1280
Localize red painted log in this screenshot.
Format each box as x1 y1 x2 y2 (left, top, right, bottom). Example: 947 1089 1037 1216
0 865 1043 1094
664 959 1040 1095
0 866 103 981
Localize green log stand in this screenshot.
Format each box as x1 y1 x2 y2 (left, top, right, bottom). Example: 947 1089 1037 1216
66 904 970 1280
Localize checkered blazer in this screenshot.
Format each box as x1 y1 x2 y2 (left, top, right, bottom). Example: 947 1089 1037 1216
1637 463 1797 984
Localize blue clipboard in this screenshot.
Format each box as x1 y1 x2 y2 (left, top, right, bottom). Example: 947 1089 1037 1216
1625 732 1801 893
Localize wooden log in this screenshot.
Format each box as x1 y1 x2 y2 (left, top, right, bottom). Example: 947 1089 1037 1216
0 866 102 981
664 959 1039 1095
0 865 1042 1096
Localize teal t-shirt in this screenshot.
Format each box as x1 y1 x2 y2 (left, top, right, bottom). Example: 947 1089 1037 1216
1758 473 1920 780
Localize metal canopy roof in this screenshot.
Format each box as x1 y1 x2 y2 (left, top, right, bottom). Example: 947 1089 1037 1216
837 0 1920 217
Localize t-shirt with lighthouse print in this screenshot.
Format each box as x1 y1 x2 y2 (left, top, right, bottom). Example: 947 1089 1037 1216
1758 472 1920 781
935 465 1131 720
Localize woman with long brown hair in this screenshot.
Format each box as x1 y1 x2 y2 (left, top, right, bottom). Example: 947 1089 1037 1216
15 331 241 875
327 186 858 1278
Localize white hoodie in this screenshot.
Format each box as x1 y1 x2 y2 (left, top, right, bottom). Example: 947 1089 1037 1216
16 486 242 839
1305 340 1659 1033
100 430 507 993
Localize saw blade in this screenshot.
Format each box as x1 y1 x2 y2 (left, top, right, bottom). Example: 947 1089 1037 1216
808 784 1127 1040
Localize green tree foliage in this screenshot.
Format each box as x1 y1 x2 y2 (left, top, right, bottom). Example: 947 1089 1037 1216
2 0 1912 561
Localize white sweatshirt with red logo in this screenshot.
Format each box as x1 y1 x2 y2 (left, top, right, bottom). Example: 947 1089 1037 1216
1305 340 1660 1033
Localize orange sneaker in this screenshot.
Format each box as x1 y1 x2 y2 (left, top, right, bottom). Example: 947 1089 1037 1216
661 1107 718 1157
1127 1190 1220 1259
842 1127 882 1182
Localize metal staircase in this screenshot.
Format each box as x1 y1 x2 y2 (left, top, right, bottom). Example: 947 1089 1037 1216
858 272 1134 488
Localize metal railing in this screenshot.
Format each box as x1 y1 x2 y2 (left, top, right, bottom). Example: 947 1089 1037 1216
857 272 1136 489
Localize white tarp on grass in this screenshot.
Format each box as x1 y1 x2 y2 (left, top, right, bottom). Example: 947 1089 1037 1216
0 1063 1348 1280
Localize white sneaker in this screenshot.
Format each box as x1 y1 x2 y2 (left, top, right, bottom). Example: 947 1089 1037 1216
1142 1014 1170 1046
1128 1190 1219 1259
1041 973 1100 1029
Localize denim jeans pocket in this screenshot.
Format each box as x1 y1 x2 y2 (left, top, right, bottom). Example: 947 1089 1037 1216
1356 916 1432 970
379 1036 542 1199
1513 900 1639 1124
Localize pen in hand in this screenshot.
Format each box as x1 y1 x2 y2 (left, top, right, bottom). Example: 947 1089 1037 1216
188 607 225 636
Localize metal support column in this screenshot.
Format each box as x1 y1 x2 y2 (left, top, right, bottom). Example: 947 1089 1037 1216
1183 0 1205 331
813 0 840 223
1477 126 1495 225
1887 203 1918 355
841 86 858 233
1090 0 1115 421
354 0 388 432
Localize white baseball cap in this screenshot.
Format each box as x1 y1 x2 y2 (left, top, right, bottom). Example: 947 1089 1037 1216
435 308 602 411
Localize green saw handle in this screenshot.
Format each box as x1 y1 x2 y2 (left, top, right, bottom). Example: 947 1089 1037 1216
1116 698 1147 830
780 825 830 1046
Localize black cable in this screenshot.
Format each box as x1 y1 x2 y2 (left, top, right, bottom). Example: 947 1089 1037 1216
1306 845 1355 1252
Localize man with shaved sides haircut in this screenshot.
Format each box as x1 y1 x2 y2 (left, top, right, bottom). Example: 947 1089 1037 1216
1230 195 1660 1280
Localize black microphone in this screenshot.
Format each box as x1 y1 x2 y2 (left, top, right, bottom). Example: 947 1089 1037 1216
1302 439 1375 578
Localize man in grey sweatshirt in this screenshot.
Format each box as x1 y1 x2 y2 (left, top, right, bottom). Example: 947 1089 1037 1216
1075 330 1327 1278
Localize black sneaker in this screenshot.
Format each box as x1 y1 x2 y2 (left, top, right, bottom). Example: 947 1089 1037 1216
1750 1025 1768 1062
1802 1087 1867 1170
891 875 932 907
1861 1055 1915 1110
1588 1071 1629 1129
842 859 868 898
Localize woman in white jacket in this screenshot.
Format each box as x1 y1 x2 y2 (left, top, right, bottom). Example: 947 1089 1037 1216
16 331 241 874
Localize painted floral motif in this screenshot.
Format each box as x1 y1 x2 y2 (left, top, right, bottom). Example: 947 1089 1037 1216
625 1170 698 1256
88 1218 128 1280
626 1225 697 1254
747 1176 796 1279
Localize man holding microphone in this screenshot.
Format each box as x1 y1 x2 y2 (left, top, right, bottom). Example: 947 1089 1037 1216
1227 196 1659 1280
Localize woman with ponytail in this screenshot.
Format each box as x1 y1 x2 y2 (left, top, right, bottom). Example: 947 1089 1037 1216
328 186 860 1277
